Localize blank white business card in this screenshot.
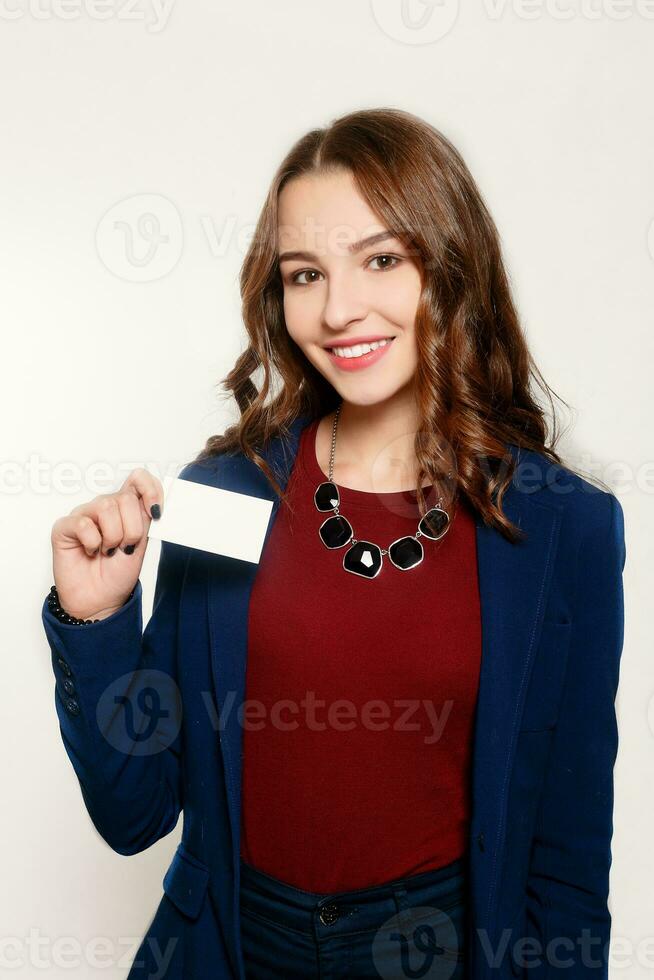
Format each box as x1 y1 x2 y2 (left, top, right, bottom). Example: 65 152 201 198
146 474 274 564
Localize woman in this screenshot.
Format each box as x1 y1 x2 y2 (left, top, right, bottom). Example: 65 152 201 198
42 108 626 979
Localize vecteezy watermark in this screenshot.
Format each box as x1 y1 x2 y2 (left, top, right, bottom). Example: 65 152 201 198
92 680 457 754
96 669 183 757
0 931 177 972
487 0 654 19
370 0 461 45
370 0 654 45
95 194 183 282
0 455 185 495
90 203 654 302
0 0 176 32
4 451 653 498
371 904 462 979
368 921 636 977
3 925 650 973
478 926 612 973
209 692 456 746
482 0 654 19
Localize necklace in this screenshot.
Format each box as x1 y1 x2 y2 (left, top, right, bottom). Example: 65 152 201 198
313 403 452 579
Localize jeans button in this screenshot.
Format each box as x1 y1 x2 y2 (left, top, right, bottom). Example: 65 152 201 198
319 902 340 925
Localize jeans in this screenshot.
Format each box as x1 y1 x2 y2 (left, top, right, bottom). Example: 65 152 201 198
239 853 468 979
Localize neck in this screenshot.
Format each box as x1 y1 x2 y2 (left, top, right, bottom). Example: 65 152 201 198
329 390 426 490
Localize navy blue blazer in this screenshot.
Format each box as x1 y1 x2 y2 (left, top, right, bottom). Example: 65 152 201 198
41 413 626 980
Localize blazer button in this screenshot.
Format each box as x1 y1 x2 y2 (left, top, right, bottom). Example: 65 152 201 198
319 903 340 925
62 678 76 696
477 832 485 852
65 698 80 716
57 657 72 677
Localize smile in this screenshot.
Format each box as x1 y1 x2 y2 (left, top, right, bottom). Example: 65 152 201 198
325 337 395 372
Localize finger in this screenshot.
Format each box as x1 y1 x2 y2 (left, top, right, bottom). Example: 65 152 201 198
113 490 145 553
120 467 164 521
53 514 103 558
92 496 127 557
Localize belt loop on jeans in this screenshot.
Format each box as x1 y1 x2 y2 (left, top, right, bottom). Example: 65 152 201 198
391 883 413 930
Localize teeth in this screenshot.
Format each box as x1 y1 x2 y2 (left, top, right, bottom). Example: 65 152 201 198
330 338 393 358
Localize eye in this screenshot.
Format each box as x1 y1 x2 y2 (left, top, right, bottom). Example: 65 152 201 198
289 269 324 286
367 253 402 272
287 253 402 286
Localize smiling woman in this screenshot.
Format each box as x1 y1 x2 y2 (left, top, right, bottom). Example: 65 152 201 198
196 107 593 537
42 106 626 980
277 173 425 404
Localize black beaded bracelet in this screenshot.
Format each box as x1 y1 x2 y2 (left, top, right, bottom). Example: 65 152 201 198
47 584 135 625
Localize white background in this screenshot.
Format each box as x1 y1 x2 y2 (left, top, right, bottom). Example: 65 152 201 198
1 0 652 975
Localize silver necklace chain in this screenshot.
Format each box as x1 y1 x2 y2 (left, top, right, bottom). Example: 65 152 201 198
315 402 452 574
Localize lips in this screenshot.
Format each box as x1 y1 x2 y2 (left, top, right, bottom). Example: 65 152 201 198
325 336 396 372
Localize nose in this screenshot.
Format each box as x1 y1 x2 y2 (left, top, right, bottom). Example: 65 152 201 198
321 272 369 334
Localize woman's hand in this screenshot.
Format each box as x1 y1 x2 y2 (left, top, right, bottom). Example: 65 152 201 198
50 468 164 622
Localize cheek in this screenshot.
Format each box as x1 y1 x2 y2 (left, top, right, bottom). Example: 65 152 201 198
283 301 322 367
395 333 419 375
283 291 317 346
382 269 422 324
282 297 303 348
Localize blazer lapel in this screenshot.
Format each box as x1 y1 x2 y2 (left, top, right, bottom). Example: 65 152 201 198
206 416 308 875
206 414 562 946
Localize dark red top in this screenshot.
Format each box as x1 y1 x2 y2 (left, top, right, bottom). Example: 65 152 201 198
239 418 482 892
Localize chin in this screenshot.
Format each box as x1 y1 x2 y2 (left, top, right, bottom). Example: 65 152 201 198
329 386 406 408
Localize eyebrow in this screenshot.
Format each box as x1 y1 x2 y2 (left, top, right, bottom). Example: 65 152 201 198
278 230 399 264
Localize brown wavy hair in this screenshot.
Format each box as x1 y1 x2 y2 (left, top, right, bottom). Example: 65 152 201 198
194 107 598 541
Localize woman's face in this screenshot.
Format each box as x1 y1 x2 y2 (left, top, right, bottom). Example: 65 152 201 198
277 168 423 408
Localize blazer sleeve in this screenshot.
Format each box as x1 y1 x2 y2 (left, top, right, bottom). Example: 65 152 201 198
525 490 626 977
42 535 189 856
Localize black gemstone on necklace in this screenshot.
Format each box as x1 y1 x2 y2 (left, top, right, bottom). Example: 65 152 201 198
343 541 383 578
388 535 424 570
313 404 452 578
419 507 450 540
315 481 340 512
319 514 353 548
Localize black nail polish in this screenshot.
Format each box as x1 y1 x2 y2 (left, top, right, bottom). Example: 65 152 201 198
107 547 116 556
124 544 136 555
150 503 161 520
